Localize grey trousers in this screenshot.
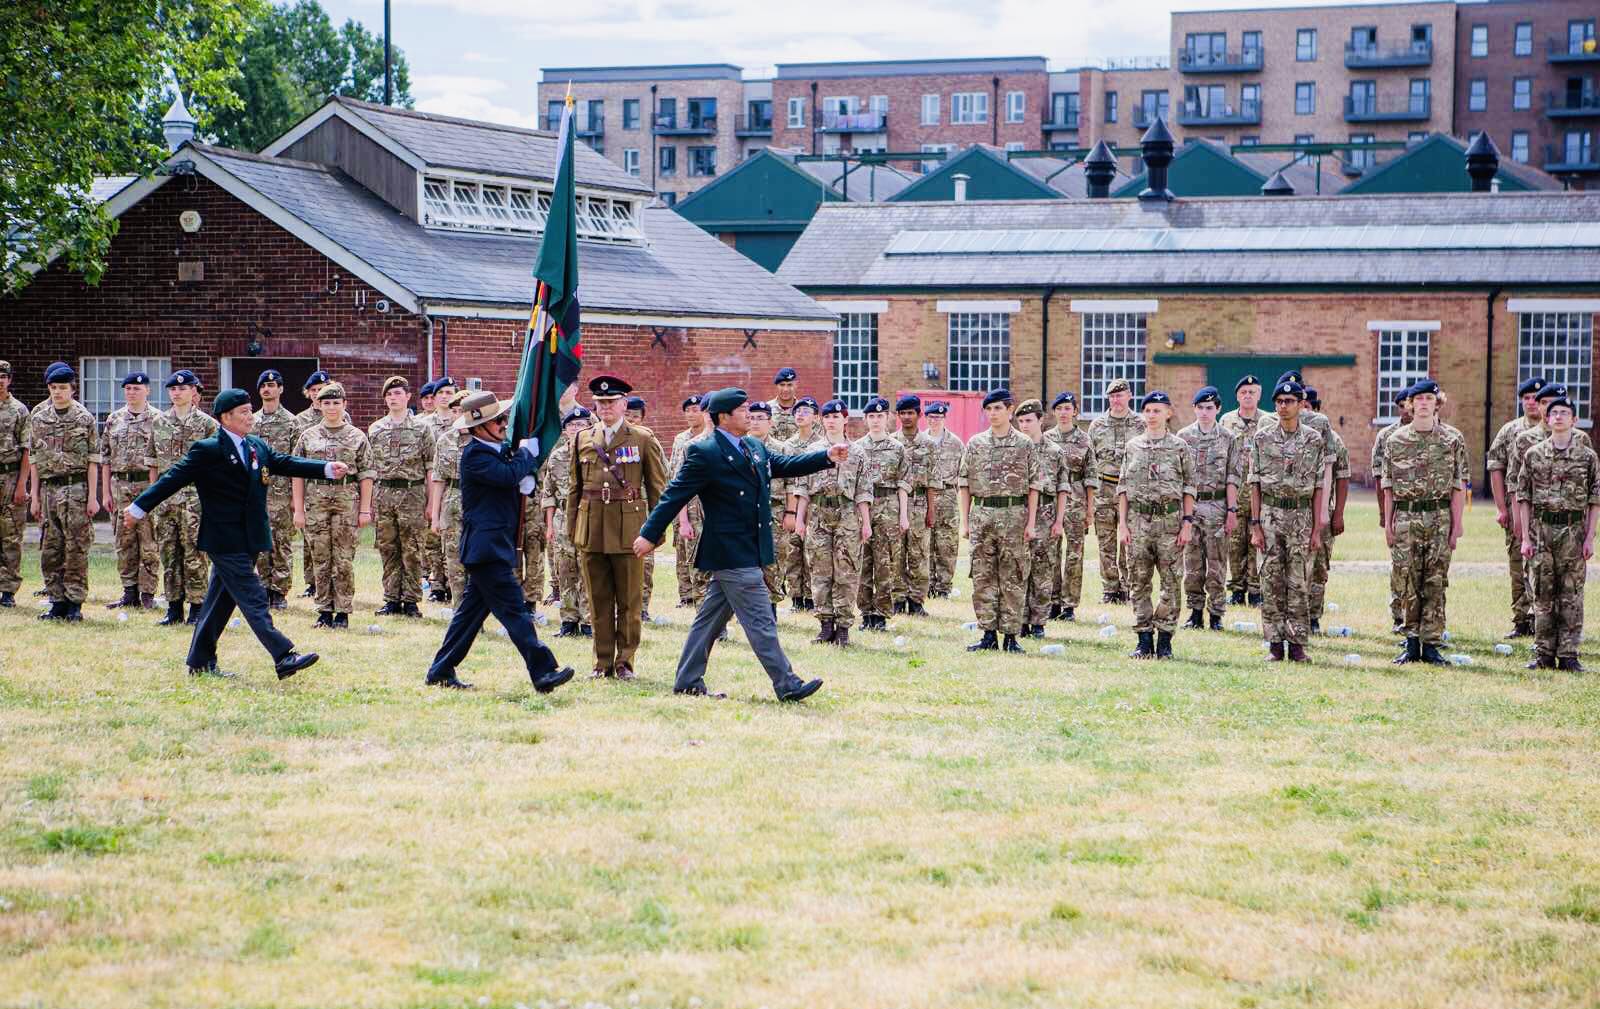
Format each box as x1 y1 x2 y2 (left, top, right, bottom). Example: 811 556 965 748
675 565 805 697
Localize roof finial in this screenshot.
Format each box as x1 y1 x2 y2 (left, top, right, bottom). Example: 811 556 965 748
162 87 196 153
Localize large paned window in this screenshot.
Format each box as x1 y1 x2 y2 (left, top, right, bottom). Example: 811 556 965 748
421 174 640 243
1375 328 1431 422
833 313 879 409
1080 312 1147 415
1520 312 1594 420
947 313 1011 391
79 357 172 420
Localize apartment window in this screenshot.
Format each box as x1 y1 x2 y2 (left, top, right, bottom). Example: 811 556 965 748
947 313 1011 392
1240 135 1260 146
1349 80 1376 116
834 313 879 409
585 99 604 132
80 357 172 419
1513 22 1532 57
686 97 717 129
1004 141 1025 152
660 192 676 207
1296 28 1317 61
1186 31 1227 66
1295 133 1315 145
1511 131 1529 163
1050 92 1079 127
1411 24 1432 48
1409 78 1430 114
623 149 639 176
657 97 676 127
1570 20 1597 55
1006 90 1025 123
1520 312 1594 420
871 95 889 118
658 146 676 177
1468 79 1486 112
1295 82 1315 115
1347 134 1376 171
1242 30 1262 60
1105 91 1119 123
1470 25 1487 58
786 96 804 128
1081 313 1147 415
1408 131 1429 145
1513 77 1532 111
1139 90 1169 126
921 93 940 125
1565 130 1594 165
1241 83 1261 112
951 92 989 124
919 143 950 174
1376 329 1430 422
688 146 716 177
1351 26 1377 50
622 99 639 130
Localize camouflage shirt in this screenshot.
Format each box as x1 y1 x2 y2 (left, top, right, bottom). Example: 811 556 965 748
928 428 965 492
855 433 911 498
798 439 873 504
433 429 465 488
540 436 576 509
1249 421 1327 499
1218 408 1264 445
26 400 100 478
1175 421 1237 495
1508 425 1594 498
756 434 789 503
769 401 800 442
1030 436 1071 503
1087 411 1144 483
367 412 436 482
1256 409 1337 458
152 406 218 474
1371 420 1403 485
1516 436 1600 513
957 427 1047 498
253 405 299 457
894 428 940 491
1044 426 1098 504
1380 423 1467 500
1487 415 1541 474
1119 432 1197 507
102 406 157 474
293 422 375 500
0 394 29 465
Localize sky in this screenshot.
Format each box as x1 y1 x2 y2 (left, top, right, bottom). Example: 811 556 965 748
320 0 1436 129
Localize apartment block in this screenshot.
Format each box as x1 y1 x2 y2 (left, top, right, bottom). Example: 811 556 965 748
1453 0 1598 183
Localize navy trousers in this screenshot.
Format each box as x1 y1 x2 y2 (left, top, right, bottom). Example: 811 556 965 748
428 560 559 682
187 551 294 669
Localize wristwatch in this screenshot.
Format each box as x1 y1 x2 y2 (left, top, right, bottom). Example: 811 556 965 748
1181 515 1194 524
1226 506 1238 513
1250 518 1262 526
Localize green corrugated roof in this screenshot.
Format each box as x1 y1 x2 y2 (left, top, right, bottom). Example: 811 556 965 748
889 146 1062 202
1339 134 1554 194
675 149 842 229
1114 141 1265 198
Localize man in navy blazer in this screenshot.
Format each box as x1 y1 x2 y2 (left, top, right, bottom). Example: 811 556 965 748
125 388 334 680
425 391 575 693
635 387 847 700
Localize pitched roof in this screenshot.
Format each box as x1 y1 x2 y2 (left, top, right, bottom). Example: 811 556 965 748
788 154 919 202
674 150 843 229
1011 155 1133 199
775 193 1600 290
1114 140 1265 198
1339 133 1563 194
1229 146 1347 196
890 146 1061 202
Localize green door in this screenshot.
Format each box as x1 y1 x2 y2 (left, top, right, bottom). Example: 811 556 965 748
1154 353 1357 411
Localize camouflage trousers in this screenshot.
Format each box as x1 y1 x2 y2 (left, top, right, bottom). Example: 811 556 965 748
425 526 446 592
552 507 589 625
0 469 23 593
1528 518 1587 662
929 490 960 597
674 500 708 606
1227 512 1261 595
857 497 903 618
1505 523 1532 629
1309 531 1335 621
1024 499 1059 625
157 491 208 605
1391 510 1452 646
969 503 1028 635
895 493 932 606
113 478 158 593
39 478 94 604
374 483 427 603
766 496 787 603
438 489 465 601
302 520 316 593
783 521 810 603
1093 495 1128 599
643 549 656 612
1260 504 1313 645
257 481 296 596
520 494 546 606
1127 509 1183 634
1183 499 1229 617
1053 499 1089 609
805 503 862 624
304 489 358 613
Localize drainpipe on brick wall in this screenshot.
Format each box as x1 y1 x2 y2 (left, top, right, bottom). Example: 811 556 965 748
424 315 435 382
650 84 658 191
439 316 449 377
991 77 1000 146
1483 287 1501 496
1041 285 1057 402
810 82 819 156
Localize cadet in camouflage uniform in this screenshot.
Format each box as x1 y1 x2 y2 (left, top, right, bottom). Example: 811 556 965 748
543 407 592 636
925 401 965 599
748 401 787 603
1488 377 1547 638
29 362 100 621
151 370 218 625
1249 380 1327 662
793 398 872 646
293 370 335 599
292 383 375 628
961 388 1046 654
1118 391 1196 660
369 376 433 617
0 360 29 607
1303 388 1350 632
1176 386 1237 632
1088 377 1144 603
421 377 458 601
427 391 468 603
782 397 822 609
670 395 712 607
1383 379 1467 665
1015 399 1069 637
1045 392 1097 621
625 395 657 616
101 370 158 609
1218 375 1264 606
252 369 300 608
1371 386 1415 633
892 394 939 616
769 367 800 442
853 397 911 631
1516 394 1599 671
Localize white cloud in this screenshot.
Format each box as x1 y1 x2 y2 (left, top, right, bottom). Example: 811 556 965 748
461 51 506 64
411 73 538 128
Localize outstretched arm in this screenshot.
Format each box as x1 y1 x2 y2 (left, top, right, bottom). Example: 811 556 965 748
638 445 711 547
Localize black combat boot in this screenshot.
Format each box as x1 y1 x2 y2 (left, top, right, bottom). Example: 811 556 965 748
556 620 579 637
1526 652 1555 670
832 624 849 647
157 601 185 626
1418 641 1447 665
1267 640 1285 662
1287 641 1310 663
0 590 14 607
332 612 349 629
1229 589 1246 605
1048 603 1062 620
1002 634 1023 653
314 610 335 628
1184 609 1203 629
107 585 140 609
907 601 928 616
580 623 593 637
1247 591 1263 607
1209 613 1223 631
301 585 316 598
374 600 404 616
1060 606 1075 622
1155 630 1173 659
1504 622 1532 639
186 603 202 625
1310 618 1322 635
813 619 835 644
401 601 423 617
1393 637 1421 665
1129 631 1155 659
267 591 286 610
37 600 67 621
1558 656 1585 672
893 600 907 615
967 629 998 652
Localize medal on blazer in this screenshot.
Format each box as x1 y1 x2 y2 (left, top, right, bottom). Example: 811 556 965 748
614 445 641 464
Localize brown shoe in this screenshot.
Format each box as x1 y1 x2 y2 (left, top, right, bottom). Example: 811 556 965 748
590 665 612 679
615 663 636 681
1287 641 1310 663
1267 640 1285 662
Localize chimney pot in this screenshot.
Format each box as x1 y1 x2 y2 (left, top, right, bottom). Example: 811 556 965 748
1261 169 1295 196
1137 114 1175 204
1465 131 1500 193
952 172 970 202
1083 140 1117 199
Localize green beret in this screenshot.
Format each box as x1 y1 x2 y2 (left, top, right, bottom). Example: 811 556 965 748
704 387 749 417
213 388 252 416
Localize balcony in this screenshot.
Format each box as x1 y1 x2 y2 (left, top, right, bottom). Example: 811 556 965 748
1344 40 1433 68
818 109 886 133
652 112 717 136
735 113 773 136
1178 48 1263 74
1344 95 1431 122
1545 143 1600 173
540 114 604 136
1043 113 1080 131
1546 91 1600 119
1548 37 1600 63
1177 99 1261 126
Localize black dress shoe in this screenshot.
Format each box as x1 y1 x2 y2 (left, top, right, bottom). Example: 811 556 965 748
274 651 319 680
185 603 202 625
674 682 728 699
188 661 236 679
967 630 998 652
314 610 335 628
375 600 404 616
1184 609 1204 629
1155 630 1173 659
532 665 575 693
157 602 185 626
1002 634 1024 653
779 678 824 702
426 673 473 689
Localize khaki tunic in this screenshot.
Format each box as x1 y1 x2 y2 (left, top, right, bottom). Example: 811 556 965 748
28 400 101 603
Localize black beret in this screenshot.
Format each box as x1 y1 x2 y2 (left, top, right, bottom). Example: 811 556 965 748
895 394 921 413
562 406 592 425
1235 374 1261 390
862 397 890 415
1410 379 1441 397
213 388 251 415
1141 390 1172 409
303 370 331 390
1051 391 1077 408
795 396 820 412
773 367 798 383
1304 385 1320 404
925 402 949 416
1546 396 1575 414
681 394 703 410
982 388 1012 408
704 387 748 416
122 371 150 387
747 400 772 415
1273 380 1305 400
626 395 646 412
1394 386 1413 405
418 379 438 397
1536 382 1566 401
165 369 199 389
45 363 76 384
257 369 285 388
820 399 848 416
1276 369 1303 387
433 376 457 391
1518 376 1547 397
1192 385 1221 406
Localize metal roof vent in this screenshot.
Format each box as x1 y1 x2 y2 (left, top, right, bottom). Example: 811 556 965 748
1083 141 1117 199
1465 131 1500 193
1261 169 1295 196
1137 115 1174 205
162 91 196 152
952 173 970 202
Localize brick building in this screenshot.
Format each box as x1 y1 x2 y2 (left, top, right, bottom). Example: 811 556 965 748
2 97 835 443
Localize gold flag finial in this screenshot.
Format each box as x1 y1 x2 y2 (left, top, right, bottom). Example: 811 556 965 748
565 80 574 108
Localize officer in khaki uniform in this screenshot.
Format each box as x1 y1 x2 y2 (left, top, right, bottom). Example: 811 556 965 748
925 401 965 599
568 375 668 680
1371 386 1414 633
1218 375 1265 606
544 406 592 636
1176 386 1237 632
1014 399 1069 637
1516 393 1600 671
252 369 299 608
368 376 433 617
1303 387 1350 633
1045 392 1096 622
293 370 337 598
960 388 1046 654
292 383 375 628
151 370 219 625
1249 380 1327 663
1488 376 1547 638
30 362 101 621
854 397 910 632
793 399 872 646
1118 391 1196 660
1506 383 1593 645
1088 377 1144 603
428 390 469 603
101 370 159 609
892 394 939 616
781 396 823 608
624 395 655 615
0 360 30 607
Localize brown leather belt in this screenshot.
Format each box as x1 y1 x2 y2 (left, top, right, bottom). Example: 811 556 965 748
582 487 637 502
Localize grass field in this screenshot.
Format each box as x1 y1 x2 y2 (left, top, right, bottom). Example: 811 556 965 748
2 495 1598 1009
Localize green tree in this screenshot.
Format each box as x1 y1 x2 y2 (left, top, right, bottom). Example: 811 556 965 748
1 0 259 294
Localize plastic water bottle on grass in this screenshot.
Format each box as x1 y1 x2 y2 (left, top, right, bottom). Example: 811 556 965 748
1096 613 1112 625
1327 603 1340 614
1233 620 1257 633
1448 653 1473 666
962 620 979 631
1343 653 1363 665
1330 626 1353 637
495 625 510 638
893 635 909 647
366 623 383 635
1493 643 1514 656
1442 630 1452 642
117 611 129 623
229 616 242 629
1097 624 1117 639
949 587 961 599
1041 643 1065 655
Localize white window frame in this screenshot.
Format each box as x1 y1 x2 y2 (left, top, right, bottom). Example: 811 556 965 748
1079 311 1147 416
951 92 989 125
921 94 940 125
1514 22 1532 56
1005 90 1025 123
1511 131 1530 163
946 312 1010 392
1468 79 1487 112
79 357 172 420
919 142 950 174
786 96 804 128
833 313 880 410
1373 324 1433 423
623 148 640 176
870 95 889 116
419 172 642 244
1519 311 1595 423
1470 24 1488 57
